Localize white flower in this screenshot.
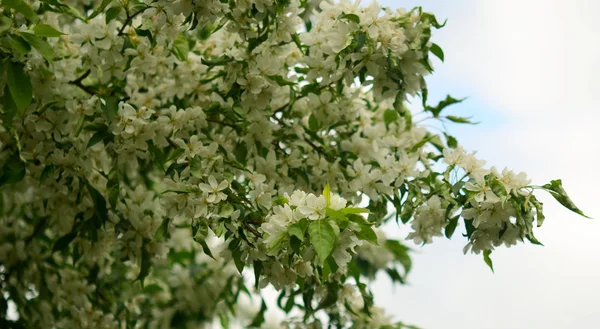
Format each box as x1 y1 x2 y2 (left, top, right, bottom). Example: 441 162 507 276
465 181 501 203
458 153 489 180
407 196 446 244
298 194 327 220
347 158 371 177
329 194 347 211
442 145 465 165
237 74 267 95
494 167 531 192
332 230 363 268
341 284 364 313
287 190 307 207
174 135 204 162
199 176 228 203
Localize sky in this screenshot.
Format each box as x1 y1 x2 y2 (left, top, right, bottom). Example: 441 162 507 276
370 1 600 328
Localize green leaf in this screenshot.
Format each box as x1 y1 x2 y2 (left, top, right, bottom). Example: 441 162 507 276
105 6 122 24
173 33 189 61
219 203 234 218
541 179 590 218
273 196 288 206
409 133 438 153
283 290 296 313
420 11 447 28
339 13 360 24
135 28 154 45
483 249 494 273
5 61 32 114
317 282 339 309
323 183 331 206
83 122 107 132
86 182 108 225
2 0 38 22
428 134 445 152
288 218 308 241
290 235 302 254
20 32 54 62
357 282 374 315
530 196 545 227
426 95 465 117
463 218 476 239
143 284 163 294
267 75 295 86
383 109 399 126
102 96 118 122
106 167 119 209
7 34 31 55
192 219 209 242
169 251 192 265
393 89 405 113
253 261 263 289
0 155 26 186
52 231 77 252
308 113 319 131
429 43 444 61
445 215 459 239
353 30 367 51
86 129 111 148
400 200 415 224
386 268 405 284
321 258 332 282
38 165 57 186
354 223 378 245
88 0 113 20
385 240 412 274
444 133 458 148
488 175 507 204
199 240 215 260
188 156 202 178
231 242 244 274
325 207 348 221
0 100 18 136
33 24 65 37
308 219 337 264
340 207 369 214
526 231 544 246
136 241 151 287
445 115 477 124
249 299 267 327
154 217 170 242
234 141 248 164
0 16 12 35
267 232 288 254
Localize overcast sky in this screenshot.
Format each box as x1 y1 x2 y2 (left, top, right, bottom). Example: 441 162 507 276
371 1 600 328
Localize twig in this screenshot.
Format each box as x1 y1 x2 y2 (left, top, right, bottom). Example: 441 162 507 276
165 137 179 149
243 222 263 238
68 69 97 95
72 69 91 84
118 7 148 36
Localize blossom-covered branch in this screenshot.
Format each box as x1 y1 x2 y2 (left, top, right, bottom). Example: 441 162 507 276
0 0 586 328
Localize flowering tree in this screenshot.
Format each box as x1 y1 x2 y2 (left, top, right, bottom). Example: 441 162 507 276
0 0 588 328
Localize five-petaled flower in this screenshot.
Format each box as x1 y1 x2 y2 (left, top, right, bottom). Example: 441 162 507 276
199 176 228 203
